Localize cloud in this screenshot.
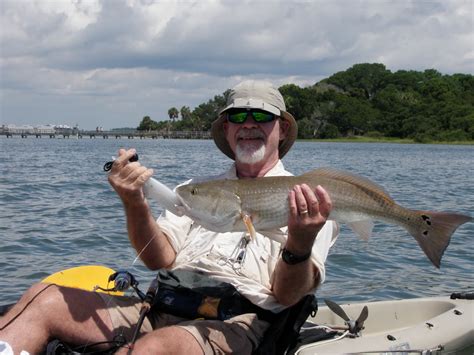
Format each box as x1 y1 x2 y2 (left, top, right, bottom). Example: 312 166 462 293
1 0 472 129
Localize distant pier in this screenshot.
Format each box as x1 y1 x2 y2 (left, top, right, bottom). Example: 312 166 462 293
1 130 212 140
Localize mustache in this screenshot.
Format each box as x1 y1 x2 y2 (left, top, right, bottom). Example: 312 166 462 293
236 129 265 139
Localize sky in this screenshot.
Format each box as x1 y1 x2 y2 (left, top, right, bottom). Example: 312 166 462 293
1 0 473 130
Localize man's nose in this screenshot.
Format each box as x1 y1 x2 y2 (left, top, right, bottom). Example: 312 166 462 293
241 113 258 127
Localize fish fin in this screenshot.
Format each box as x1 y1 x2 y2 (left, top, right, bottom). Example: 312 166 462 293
303 168 394 201
347 220 374 241
242 213 257 240
408 211 472 268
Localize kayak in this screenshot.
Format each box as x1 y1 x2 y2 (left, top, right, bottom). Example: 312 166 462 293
296 294 474 354
1 266 473 354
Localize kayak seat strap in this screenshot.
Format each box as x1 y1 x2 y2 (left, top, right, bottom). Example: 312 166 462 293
253 294 318 355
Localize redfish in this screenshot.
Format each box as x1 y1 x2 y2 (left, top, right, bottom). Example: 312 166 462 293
173 168 471 268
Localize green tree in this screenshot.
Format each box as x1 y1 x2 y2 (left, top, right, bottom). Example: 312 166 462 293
188 114 204 131
180 106 192 121
138 64 473 142
168 107 179 122
191 91 229 130
137 116 159 131
279 84 321 122
326 63 390 99
328 94 379 136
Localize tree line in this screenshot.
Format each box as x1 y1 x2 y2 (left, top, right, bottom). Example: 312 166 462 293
137 63 473 142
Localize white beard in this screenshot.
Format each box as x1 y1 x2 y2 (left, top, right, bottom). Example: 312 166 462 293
235 141 266 164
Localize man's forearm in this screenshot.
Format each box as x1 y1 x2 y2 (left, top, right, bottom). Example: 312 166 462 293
125 202 176 270
272 257 320 307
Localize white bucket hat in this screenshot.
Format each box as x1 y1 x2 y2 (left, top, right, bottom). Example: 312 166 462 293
211 80 298 160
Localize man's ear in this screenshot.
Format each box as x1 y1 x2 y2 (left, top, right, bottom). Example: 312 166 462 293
279 119 290 141
223 120 229 136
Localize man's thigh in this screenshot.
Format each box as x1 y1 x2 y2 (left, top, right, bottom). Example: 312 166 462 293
178 313 270 354
100 294 270 354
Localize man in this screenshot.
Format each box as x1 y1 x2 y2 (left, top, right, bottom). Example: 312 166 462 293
0 80 337 354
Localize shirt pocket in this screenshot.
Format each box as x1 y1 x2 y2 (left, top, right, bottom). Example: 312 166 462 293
175 224 215 262
238 239 279 288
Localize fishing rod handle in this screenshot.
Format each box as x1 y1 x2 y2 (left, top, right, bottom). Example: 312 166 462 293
103 153 139 171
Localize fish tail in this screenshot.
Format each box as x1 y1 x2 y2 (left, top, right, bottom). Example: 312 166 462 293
408 211 472 268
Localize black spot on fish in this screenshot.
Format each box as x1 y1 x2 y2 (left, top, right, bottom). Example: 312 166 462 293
423 230 428 236
421 214 432 226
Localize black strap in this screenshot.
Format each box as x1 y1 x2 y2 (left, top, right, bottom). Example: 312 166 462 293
45 336 127 355
253 294 318 355
286 323 339 355
152 269 277 322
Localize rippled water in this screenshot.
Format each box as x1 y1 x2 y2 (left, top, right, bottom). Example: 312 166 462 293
1 137 473 305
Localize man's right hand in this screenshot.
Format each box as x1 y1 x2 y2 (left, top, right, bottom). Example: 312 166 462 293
107 148 154 207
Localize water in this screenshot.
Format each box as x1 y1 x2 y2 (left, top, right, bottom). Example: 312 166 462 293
0 137 473 306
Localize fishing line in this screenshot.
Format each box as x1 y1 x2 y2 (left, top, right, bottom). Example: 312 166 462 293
2 152 158 353
84 153 181 352
0 283 128 353
43 152 153 353
0 283 55 330
103 152 157 266
294 330 350 355
132 235 158 266
86 152 160 350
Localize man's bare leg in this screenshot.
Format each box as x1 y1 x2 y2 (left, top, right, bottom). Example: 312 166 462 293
0 283 114 354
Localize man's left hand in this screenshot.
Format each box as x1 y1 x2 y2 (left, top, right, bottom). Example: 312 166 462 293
286 184 332 253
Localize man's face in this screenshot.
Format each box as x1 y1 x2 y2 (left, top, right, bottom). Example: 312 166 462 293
223 111 289 165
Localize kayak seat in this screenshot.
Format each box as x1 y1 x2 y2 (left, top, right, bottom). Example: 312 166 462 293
253 294 319 355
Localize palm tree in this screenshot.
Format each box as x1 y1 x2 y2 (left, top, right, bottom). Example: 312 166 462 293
168 107 179 122
180 106 192 121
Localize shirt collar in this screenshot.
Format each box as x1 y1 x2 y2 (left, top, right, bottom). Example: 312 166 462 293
224 160 291 179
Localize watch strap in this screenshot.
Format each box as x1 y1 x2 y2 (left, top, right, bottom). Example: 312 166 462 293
281 248 311 265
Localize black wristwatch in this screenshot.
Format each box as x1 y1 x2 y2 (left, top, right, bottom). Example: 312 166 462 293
281 248 311 265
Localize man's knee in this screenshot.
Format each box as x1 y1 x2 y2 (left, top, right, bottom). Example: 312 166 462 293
15 283 80 319
1 282 61 323
22 282 64 309
8 282 111 330
123 326 203 355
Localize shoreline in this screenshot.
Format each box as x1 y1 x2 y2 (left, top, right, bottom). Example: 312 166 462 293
299 136 474 145
1 134 472 145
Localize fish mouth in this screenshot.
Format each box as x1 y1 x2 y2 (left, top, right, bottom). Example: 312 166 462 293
173 193 189 216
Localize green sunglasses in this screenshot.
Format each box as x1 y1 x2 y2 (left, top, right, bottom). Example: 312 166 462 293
226 109 276 124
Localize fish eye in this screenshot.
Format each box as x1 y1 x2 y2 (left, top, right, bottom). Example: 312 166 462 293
191 188 197 195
